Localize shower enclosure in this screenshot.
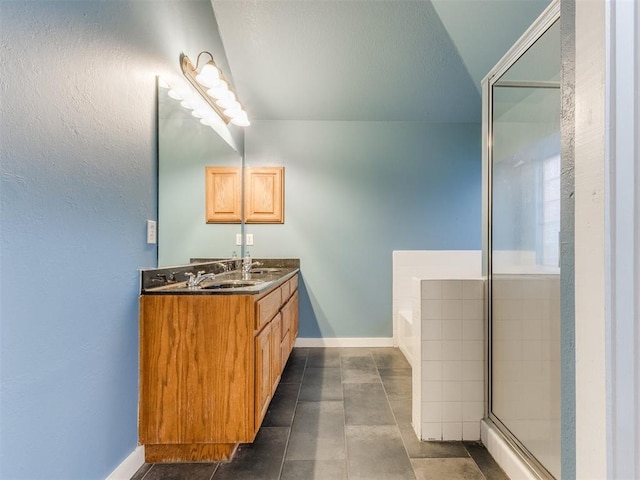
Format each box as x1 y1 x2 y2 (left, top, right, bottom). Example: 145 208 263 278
483 2 560 478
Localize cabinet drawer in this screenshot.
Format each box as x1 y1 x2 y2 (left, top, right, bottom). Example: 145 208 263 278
288 275 298 295
280 280 291 302
256 288 282 331
281 294 295 341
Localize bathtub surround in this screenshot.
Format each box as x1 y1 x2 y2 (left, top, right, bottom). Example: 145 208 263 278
391 251 484 443
392 250 482 364
413 278 485 442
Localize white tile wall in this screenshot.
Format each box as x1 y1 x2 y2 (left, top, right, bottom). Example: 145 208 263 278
391 251 484 443
414 278 485 442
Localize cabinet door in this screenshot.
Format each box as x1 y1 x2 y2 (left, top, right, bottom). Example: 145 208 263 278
281 289 299 355
205 166 242 223
289 290 299 350
244 167 284 223
270 313 282 394
281 332 291 369
255 324 271 428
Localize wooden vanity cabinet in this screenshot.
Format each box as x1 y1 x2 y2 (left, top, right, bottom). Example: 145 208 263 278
139 274 299 463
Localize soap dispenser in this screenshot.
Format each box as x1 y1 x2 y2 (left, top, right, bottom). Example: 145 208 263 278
231 250 239 271
242 250 251 278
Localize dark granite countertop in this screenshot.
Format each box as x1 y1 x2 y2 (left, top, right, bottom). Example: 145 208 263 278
140 258 300 296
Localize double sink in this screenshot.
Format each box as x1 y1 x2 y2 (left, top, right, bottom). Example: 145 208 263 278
141 261 299 295
197 268 283 290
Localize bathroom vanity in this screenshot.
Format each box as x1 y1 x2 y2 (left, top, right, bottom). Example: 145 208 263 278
138 259 299 462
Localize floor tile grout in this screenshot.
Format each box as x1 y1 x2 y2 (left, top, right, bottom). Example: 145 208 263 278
138 463 152 480
374 351 417 480
276 351 307 479
207 463 218 480
340 350 349 479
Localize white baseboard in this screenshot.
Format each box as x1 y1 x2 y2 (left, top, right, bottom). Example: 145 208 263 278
106 445 145 480
481 420 539 480
294 337 394 348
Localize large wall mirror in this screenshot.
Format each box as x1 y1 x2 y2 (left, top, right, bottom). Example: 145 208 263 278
157 78 243 267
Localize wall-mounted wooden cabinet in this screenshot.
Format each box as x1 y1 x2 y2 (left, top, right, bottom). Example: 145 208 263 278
244 167 284 224
205 166 242 223
204 166 284 224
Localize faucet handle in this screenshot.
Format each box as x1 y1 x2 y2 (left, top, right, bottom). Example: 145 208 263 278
185 271 204 287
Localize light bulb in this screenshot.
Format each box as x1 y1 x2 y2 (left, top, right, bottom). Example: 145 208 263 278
214 90 235 104
195 63 221 88
224 104 244 117
230 112 250 127
217 98 241 111
207 81 230 100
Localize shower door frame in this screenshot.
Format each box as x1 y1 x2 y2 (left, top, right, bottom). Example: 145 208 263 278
481 1 560 478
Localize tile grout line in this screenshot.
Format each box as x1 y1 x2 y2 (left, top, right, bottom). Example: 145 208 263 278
137 463 153 480
461 442 487 480
207 462 219 480
340 349 351 480
277 350 308 480
375 351 420 480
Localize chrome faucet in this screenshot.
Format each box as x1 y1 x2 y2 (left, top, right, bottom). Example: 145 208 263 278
185 270 216 288
242 260 263 274
212 261 230 273
241 261 264 280
185 262 230 288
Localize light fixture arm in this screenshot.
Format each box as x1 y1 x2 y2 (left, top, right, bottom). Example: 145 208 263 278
194 51 215 70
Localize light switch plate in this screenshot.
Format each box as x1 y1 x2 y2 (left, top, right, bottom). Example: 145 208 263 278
246 233 254 246
146 220 157 244
235 233 243 246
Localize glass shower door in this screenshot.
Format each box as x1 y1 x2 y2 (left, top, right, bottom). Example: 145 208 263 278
489 19 561 479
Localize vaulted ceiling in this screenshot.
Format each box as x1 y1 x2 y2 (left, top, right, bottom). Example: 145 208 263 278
211 0 550 123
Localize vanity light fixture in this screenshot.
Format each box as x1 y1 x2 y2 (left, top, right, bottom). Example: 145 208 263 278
179 52 250 127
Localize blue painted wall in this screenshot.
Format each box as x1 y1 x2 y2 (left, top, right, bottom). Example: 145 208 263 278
0 1 229 478
245 121 481 338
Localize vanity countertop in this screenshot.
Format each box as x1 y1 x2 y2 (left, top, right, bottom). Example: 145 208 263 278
140 258 299 296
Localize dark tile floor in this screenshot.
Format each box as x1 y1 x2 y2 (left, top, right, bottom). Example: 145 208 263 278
132 347 509 480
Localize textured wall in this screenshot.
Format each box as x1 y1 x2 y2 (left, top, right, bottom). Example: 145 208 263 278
244 121 481 339
0 1 228 478
559 0 576 478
